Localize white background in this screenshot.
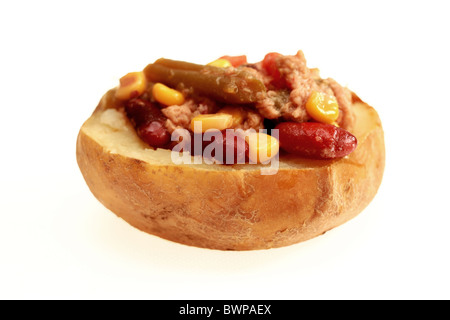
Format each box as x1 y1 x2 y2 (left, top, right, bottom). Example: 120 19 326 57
1 0 449 300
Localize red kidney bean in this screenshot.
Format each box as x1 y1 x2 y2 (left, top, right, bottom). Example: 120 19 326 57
207 130 249 164
137 121 170 148
171 130 249 164
275 122 357 159
124 98 164 127
125 98 170 148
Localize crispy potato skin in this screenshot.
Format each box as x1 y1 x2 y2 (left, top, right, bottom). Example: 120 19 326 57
76 93 384 250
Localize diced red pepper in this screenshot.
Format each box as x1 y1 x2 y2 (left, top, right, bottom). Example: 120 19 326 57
262 52 287 89
219 55 247 67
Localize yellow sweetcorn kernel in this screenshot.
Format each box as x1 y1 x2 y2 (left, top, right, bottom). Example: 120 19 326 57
246 132 280 164
305 91 339 124
190 114 234 133
115 71 147 100
217 106 246 127
152 83 185 106
207 58 232 68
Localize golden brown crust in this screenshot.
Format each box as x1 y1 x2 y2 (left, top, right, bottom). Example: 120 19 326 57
76 90 384 250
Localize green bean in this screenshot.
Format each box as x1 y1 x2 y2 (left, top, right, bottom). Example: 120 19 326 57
152 58 204 71
143 58 266 104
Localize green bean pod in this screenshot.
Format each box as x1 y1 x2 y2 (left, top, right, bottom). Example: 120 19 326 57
144 58 266 104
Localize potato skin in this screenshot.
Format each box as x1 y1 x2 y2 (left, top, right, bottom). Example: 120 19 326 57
76 93 384 250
